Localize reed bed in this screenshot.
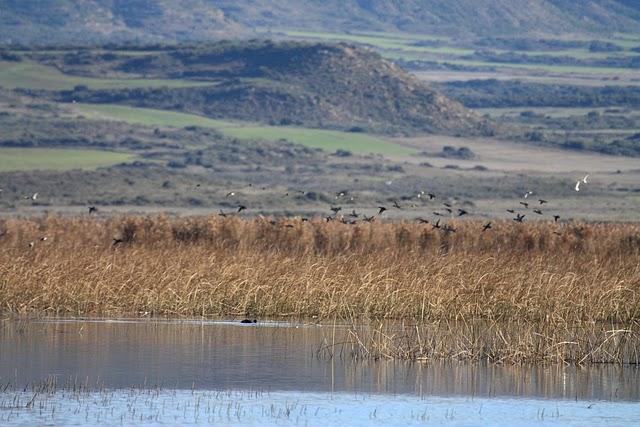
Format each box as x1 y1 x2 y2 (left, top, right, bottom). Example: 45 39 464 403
1 215 639 364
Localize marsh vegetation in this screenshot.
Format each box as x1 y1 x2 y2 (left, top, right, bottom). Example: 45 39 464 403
1 215 639 364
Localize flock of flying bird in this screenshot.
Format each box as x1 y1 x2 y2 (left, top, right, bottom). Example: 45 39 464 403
10 174 590 248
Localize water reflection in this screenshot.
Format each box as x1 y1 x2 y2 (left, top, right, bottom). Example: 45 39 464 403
1 318 638 401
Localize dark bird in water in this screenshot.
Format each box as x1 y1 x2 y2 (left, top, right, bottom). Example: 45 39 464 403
225 192 235 198
325 216 335 222
533 209 543 215
349 210 359 218
237 205 247 213
377 206 387 215
393 200 402 209
88 206 97 214
514 214 526 223
482 222 492 232
416 218 430 224
506 209 515 214
457 209 468 217
432 219 441 230
553 215 561 222
112 238 123 246
538 199 548 205
519 202 529 209
194 184 201 188
363 215 375 223
330 206 342 214
240 319 257 324
218 210 228 218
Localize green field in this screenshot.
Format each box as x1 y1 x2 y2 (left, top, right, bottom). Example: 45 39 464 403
0 61 214 91
72 104 416 156
0 148 134 172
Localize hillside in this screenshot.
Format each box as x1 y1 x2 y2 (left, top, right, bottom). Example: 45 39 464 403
1 0 640 45
27 41 486 134
217 0 640 37
0 0 244 45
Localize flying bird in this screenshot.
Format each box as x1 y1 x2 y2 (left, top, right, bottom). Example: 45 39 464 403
416 218 430 224
363 215 375 223
538 199 548 205
218 210 228 218
506 209 515 214
112 238 123 246
519 202 529 209
237 205 247 213
393 200 402 209
349 210 359 218
513 214 525 223
330 206 342 214
88 206 98 214
457 209 468 217
533 209 543 215
575 180 581 192
482 222 492 232
225 192 235 198
377 206 387 215
582 174 589 184
432 219 441 230
553 215 561 223
524 191 533 199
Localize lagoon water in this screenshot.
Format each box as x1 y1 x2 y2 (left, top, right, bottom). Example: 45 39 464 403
1 318 638 426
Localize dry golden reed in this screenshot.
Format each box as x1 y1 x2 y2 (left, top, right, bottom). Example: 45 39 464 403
1 214 639 364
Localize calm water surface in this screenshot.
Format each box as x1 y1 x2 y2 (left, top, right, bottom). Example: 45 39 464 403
1 318 638 426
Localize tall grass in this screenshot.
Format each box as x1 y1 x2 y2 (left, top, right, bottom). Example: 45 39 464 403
1 215 639 364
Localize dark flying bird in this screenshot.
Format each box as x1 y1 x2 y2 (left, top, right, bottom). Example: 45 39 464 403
416 218 430 224
538 199 548 205
377 206 387 215
533 209 543 215
112 238 123 246
482 222 492 232
237 205 247 213
432 219 441 229
218 210 228 218
349 210 359 218
330 206 342 214
88 206 98 214
553 215 561 223
393 200 402 209
506 209 515 214
514 213 525 223
363 215 375 223
428 193 436 200
519 202 529 209
457 209 468 217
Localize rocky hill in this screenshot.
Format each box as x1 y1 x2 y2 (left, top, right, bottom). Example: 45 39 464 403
45 41 487 134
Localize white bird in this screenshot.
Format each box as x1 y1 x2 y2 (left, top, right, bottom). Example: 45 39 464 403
582 174 589 184
32 192 38 200
575 180 581 192
524 191 533 199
